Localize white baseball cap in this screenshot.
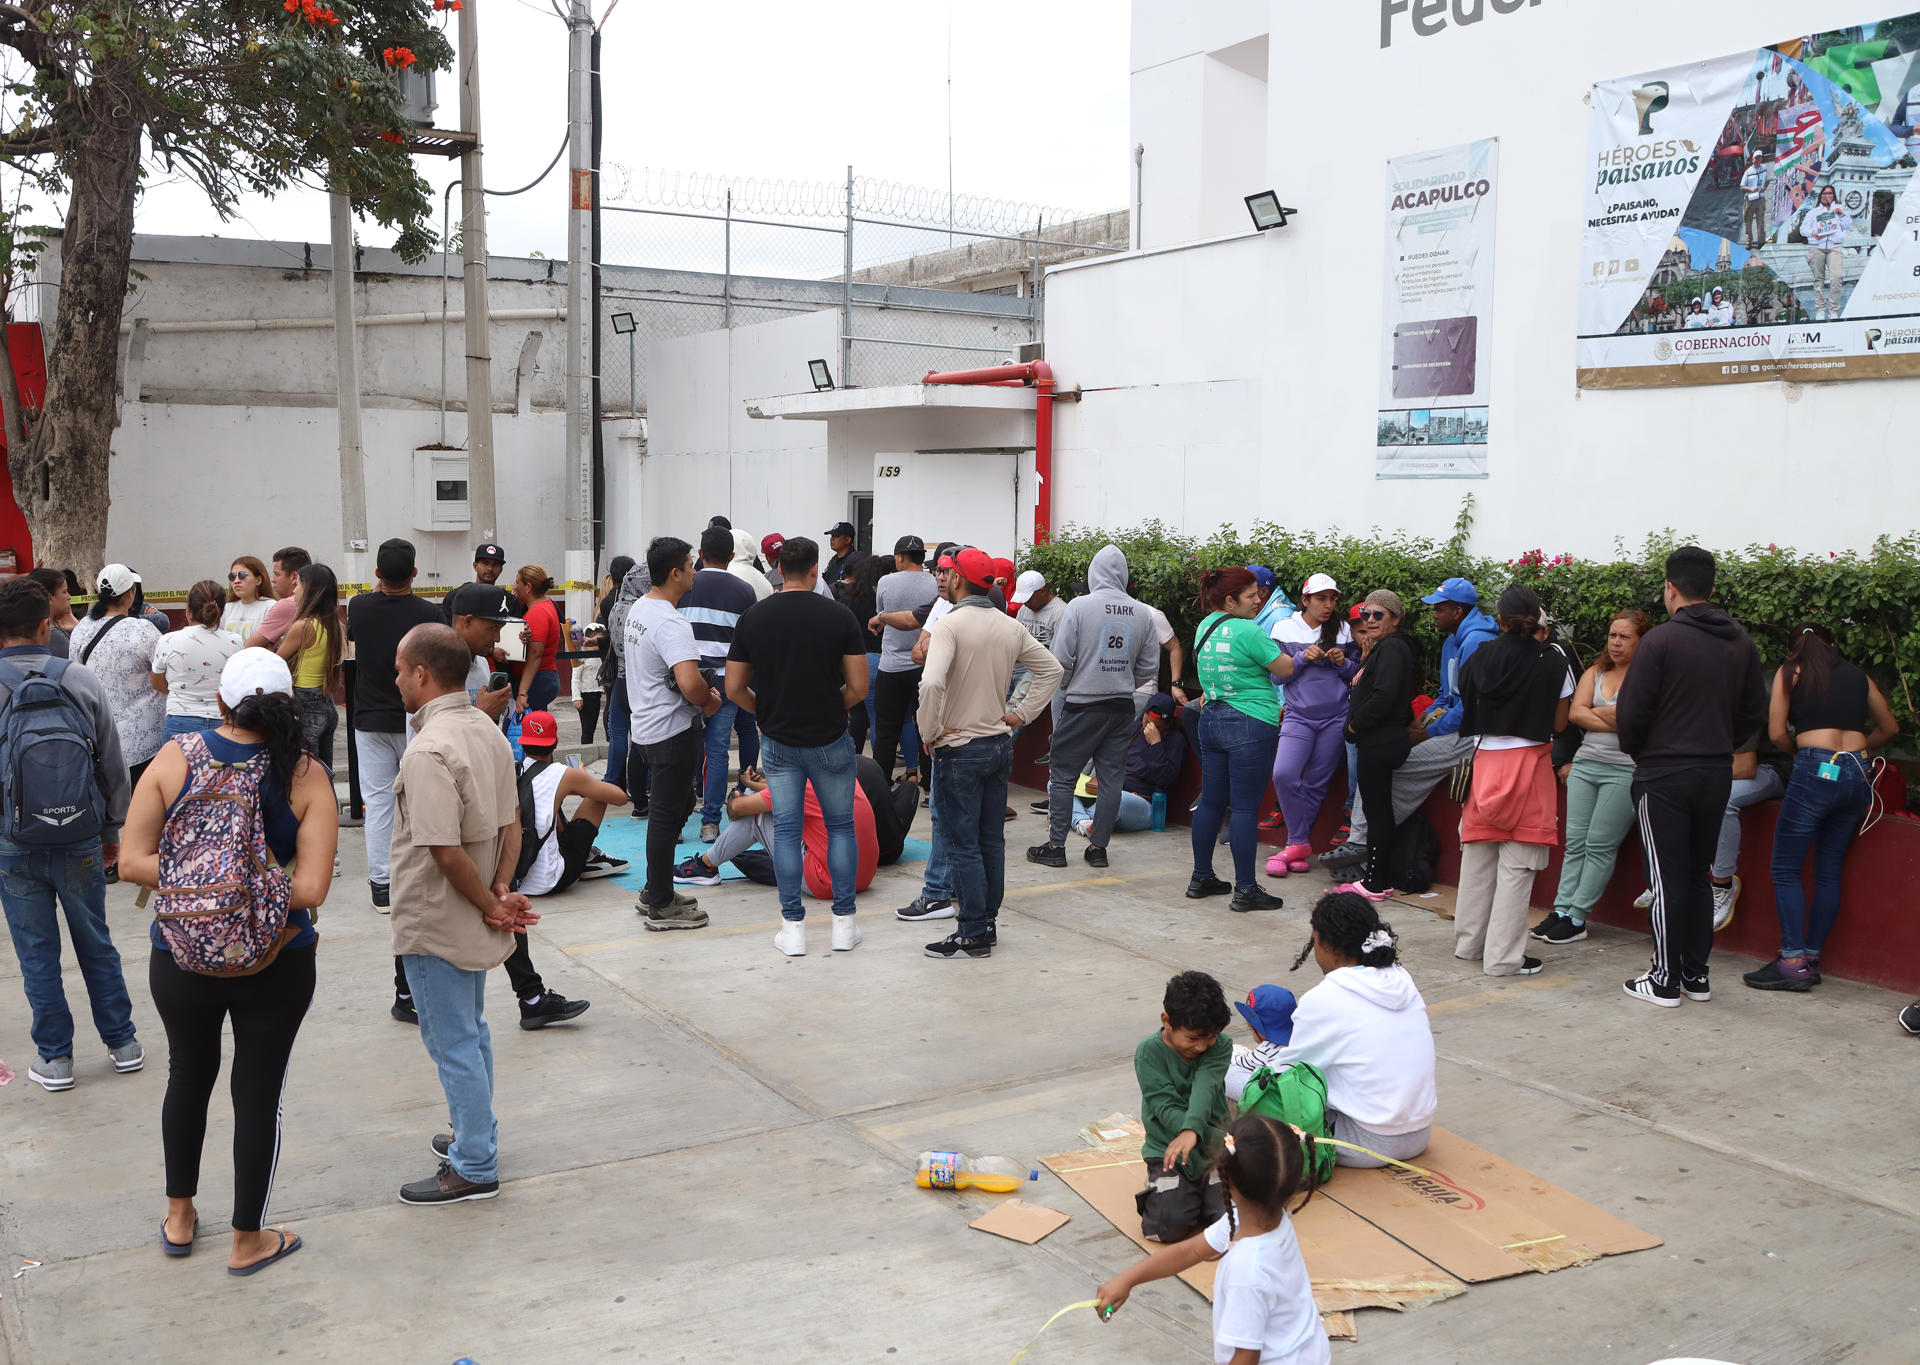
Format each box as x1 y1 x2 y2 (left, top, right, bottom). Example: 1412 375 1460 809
97 563 140 598
218 647 294 710
1010 569 1046 606
1302 572 1339 597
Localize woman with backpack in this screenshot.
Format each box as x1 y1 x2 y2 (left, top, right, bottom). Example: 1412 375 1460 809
70 564 167 790
119 648 338 1276
1744 624 1897 992
1452 584 1574 977
150 580 242 741
274 563 341 771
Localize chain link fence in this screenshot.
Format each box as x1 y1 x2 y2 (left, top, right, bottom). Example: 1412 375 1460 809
595 167 1125 416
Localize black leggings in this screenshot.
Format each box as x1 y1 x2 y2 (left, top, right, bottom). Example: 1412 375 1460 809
150 946 316 1231
1355 729 1412 894
578 692 602 746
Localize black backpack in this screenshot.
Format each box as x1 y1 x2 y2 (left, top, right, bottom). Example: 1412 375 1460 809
1387 809 1440 895
508 759 552 891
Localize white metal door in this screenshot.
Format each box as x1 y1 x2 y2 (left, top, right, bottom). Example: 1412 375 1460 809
872 450 1019 554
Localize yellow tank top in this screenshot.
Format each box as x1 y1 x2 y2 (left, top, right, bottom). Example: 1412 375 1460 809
292 619 333 689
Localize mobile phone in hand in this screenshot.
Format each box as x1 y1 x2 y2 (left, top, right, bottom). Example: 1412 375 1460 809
489 671 510 691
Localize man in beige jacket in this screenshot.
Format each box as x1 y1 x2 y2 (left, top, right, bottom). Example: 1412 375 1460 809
917 548 1061 960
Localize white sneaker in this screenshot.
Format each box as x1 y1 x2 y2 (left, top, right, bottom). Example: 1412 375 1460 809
1711 875 1741 931
831 915 861 952
1632 888 1653 911
333 855 342 878
773 921 806 957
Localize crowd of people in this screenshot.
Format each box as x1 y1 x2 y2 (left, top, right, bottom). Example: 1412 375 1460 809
3 521 1916 1297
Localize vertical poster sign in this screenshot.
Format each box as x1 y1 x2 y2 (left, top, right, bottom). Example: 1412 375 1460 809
1378 139 1498 479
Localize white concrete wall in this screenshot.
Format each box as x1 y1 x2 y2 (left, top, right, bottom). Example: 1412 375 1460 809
1062 0 1919 557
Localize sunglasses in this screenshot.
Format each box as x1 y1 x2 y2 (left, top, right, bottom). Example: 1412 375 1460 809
228 571 250 581
1358 608 1390 621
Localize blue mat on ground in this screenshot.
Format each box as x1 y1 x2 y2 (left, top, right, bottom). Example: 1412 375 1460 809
586 810 929 891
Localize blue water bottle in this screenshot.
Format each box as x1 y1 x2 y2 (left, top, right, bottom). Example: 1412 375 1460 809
505 716 524 762
1150 792 1168 832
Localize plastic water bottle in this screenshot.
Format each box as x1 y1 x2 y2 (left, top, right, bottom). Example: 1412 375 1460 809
1150 792 1168 832
915 1151 1038 1193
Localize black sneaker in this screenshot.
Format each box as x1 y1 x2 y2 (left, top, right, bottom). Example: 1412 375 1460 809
1679 970 1712 1003
370 881 390 911
1319 842 1367 870
578 848 629 880
398 1160 499 1205
1623 972 1681 1007
1026 842 1067 868
1807 960 1823 986
1516 957 1544 975
519 991 591 1029
1742 959 1812 992
1532 913 1588 944
431 1133 454 1160
391 996 418 1025
896 895 956 922
924 933 992 960
1229 885 1284 913
1185 875 1232 900
1899 1001 1920 1034
629 802 649 821
1084 845 1109 869
1028 797 1050 813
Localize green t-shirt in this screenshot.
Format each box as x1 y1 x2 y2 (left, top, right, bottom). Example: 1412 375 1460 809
1134 1030 1232 1182
1194 612 1282 725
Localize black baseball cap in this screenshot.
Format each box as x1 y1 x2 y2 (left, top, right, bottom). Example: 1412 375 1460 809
708 515 732 530
375 537 417 581
893 534 925 556
447 583 517 621
473 542 505 564
826 521 856 540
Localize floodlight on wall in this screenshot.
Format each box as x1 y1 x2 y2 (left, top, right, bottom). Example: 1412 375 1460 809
809 359 835 391
1244 191 1296 231
611 312 636 334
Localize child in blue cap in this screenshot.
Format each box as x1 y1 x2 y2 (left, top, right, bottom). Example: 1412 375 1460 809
1222 984 1297 1104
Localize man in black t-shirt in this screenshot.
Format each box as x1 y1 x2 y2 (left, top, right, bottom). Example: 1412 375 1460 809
726 536 870 958
348 538 447 909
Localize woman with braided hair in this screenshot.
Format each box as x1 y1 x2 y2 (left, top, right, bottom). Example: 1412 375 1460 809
1271 891 1435 1169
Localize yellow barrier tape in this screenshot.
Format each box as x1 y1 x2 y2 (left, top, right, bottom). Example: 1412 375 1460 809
1009 1300 1100 1364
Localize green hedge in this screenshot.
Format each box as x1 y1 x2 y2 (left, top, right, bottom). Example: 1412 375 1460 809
1021 496 1920 740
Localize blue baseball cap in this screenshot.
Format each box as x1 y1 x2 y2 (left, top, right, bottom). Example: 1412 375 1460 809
1420 577 1480 606
1244 564 1276 590
1234 985 1297 1044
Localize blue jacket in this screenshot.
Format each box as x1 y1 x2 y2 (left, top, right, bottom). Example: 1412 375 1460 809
1425 606 1498 737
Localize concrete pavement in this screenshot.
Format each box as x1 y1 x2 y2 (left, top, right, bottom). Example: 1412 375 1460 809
2 781 1917 1364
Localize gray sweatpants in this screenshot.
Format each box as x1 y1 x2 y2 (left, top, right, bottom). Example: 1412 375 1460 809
1328 1110 1431 1168
710 811 775 866
1047 704 1134 847
1346 730 1474 844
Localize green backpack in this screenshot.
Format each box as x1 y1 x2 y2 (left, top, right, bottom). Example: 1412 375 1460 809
1238 1062 1336 1183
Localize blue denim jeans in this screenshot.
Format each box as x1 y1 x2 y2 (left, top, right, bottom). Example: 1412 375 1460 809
0 836 135 1062
1770 748 1872 959
702 698 762 825
920 779 952 900
1713 766 1785 878
402 953 498 1184
760 732 858 920
933 733 1014 939
163 714 219 740
1191 702 1281 890
605 681 632 789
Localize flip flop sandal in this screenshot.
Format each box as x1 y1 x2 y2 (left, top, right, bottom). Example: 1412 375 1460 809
228 1228 302 1277
161 1216 199 1257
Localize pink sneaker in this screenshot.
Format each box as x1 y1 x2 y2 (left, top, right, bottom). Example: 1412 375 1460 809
1281 843 1312 874
1332 881 1394 903
1265 852 1290 877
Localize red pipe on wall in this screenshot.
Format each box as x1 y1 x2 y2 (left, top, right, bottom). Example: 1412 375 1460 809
922 361 1054 546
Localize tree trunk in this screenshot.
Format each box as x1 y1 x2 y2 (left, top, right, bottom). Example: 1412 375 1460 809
12 99 143 584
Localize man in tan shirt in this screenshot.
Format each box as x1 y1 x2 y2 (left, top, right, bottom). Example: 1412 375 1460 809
916 548 1061 960
390 624 537 1205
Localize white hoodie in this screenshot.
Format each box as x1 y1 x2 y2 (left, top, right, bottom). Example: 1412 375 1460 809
1256 965 1437 1135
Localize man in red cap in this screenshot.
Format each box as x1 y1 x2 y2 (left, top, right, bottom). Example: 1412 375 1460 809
759 533 786 593
916 548 1062 960
513 711 632 907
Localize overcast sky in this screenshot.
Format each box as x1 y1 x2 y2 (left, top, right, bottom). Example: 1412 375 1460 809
109 0 1129 261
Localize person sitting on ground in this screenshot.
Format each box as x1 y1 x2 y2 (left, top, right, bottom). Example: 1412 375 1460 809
672 760 878 895
512 711 633 903
854 751 921 864
1221 985 1298 1105
1096 1114 1331 1365
1134 970 1234 1243
1278 891 1436 1167
1743 624 1897 992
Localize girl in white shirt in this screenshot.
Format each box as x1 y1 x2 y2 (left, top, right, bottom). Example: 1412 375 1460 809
1097 1114 1330 1365
219 555 276 641
151 579 242 739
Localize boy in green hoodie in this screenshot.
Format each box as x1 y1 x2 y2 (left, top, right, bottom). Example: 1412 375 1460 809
1132 970 1233 1241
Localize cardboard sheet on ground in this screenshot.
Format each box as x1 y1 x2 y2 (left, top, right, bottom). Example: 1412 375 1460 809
1319 1126 1663 1281
970 1200 1070 1245
1392 882 1548 927
589 812 930 889
1041 1119 1464 1337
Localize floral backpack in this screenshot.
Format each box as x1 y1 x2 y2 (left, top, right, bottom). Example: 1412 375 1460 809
153 732 292 977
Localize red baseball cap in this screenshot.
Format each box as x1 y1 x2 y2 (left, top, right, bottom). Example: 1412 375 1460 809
521 710 559 745
954 547 995 588
761 532 785 560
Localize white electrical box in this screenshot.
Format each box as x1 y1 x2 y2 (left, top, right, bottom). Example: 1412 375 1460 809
414 449 470 532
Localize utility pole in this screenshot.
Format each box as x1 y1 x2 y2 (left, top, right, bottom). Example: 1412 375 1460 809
329 190 369 588
564 0 596 625
458 0 497 542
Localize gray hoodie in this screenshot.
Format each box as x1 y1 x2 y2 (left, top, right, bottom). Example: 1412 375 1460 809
1048 545 1160 705
604 564 651 688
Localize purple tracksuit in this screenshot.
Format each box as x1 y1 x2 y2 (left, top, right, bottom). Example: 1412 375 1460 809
1271 618 1360 840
